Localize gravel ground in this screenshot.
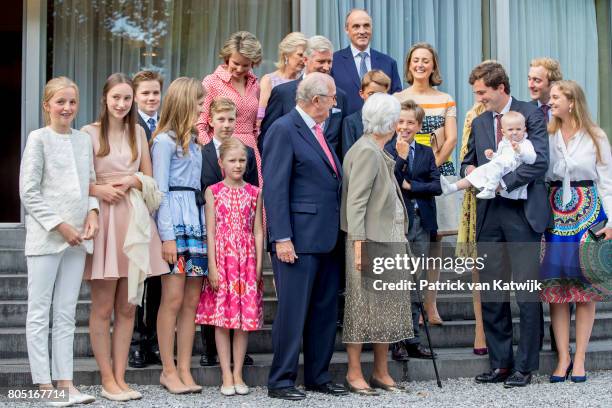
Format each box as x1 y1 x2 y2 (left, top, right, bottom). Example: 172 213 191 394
2 371 611 408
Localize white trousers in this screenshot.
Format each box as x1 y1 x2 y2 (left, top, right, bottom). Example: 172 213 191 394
26 247 86 384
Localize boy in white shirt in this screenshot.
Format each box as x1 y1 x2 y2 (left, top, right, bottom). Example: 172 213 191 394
442 111 536 199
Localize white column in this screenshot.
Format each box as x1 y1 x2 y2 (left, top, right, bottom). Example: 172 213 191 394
493 0 511 68
299 0 317 37
20 0 46 223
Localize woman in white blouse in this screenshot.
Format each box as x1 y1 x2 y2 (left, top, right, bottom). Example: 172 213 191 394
540 80 612 383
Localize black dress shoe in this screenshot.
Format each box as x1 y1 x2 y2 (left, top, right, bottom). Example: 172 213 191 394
391 342 409 361
504 371 532 388
475 368 511 384
199 354 218 367
244 354 254 366
268 386 306 400
145 348 162 365
406 344 436 359
128 349 148 368
305 382 348 396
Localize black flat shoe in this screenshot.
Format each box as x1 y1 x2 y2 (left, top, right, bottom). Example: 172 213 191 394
268 386 306 400
504 371 532 388
128 349 148 368
369 377 407 393
406 344 436 359
199 354 218 367
244 354 254 366
344 379 379 396
475 368 510 384
305 382 348 396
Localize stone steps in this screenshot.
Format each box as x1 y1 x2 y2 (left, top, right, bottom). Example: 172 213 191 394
2 341 612 388
3 312 612 359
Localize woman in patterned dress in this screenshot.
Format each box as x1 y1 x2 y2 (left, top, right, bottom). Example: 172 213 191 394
456 102 488 355
258 32 307 121
394 42 458 325
196 138 264 396
541 80 612 382
151 78 207 394
196 31 264 187
341 94 413 395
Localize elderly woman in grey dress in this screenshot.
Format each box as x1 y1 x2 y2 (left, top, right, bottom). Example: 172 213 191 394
340 93 414 395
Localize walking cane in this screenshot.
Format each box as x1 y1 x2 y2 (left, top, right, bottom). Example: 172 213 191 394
411 271 443 388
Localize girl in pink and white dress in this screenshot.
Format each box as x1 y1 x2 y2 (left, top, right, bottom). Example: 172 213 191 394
196 138 263 396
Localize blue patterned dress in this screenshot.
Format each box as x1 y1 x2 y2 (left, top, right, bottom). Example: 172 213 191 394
540 129 612 302
151 131 207 276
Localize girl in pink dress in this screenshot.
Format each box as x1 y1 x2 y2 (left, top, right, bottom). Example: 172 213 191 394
83 73 168 402
196 138 263 396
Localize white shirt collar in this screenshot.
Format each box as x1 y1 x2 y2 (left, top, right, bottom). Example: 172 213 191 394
138 109 157 124
295 105 320 130
350 43 371 58
212 136 222 157
493 96 513 118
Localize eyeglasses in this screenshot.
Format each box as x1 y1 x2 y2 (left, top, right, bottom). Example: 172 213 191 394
315 94 337 102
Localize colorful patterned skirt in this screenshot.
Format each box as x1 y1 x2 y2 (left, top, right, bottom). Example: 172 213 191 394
540 182 610 303
165 190 208 277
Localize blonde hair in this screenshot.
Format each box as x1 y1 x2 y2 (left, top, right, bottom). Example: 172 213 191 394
219 31 262 66
210 97 236 118
530 57 563 82
548 80 605 163
276 32 307 69
219 137 247 160
42 76 79 125
405 42 442 86
153 77 205 155
501 111 526 128
361 70 391 92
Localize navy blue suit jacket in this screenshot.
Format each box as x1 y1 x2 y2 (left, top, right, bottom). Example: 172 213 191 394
341 110 363 159
331 46 402 115
460 97 550 238
259 77 348 157
262 109 342 254
385 136 441 233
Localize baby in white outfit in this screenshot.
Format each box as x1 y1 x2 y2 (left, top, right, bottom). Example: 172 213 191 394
442 111 536 199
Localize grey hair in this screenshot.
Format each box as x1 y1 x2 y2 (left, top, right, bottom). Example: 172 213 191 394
304 35 333 58
362 93 401 135
296 72 333 104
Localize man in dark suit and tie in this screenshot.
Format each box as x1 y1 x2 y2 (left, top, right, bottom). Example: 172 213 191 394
331 8 402 116
259 35 348 157
129 70 163 368
198 97 258 367
528 57 563 124
462 61 550 388
264 73 347 401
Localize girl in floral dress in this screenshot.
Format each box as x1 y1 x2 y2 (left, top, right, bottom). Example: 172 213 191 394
196 138 263 396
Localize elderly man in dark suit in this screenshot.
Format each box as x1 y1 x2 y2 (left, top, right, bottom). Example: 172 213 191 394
331 8 402 116
259 35 348 157
462 61 550 388
263 72 347 401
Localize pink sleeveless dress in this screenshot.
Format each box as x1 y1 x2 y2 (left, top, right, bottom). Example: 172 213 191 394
83 124 168 280
195 182 263 331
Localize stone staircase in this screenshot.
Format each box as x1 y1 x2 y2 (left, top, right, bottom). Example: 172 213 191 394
1 226 612 387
